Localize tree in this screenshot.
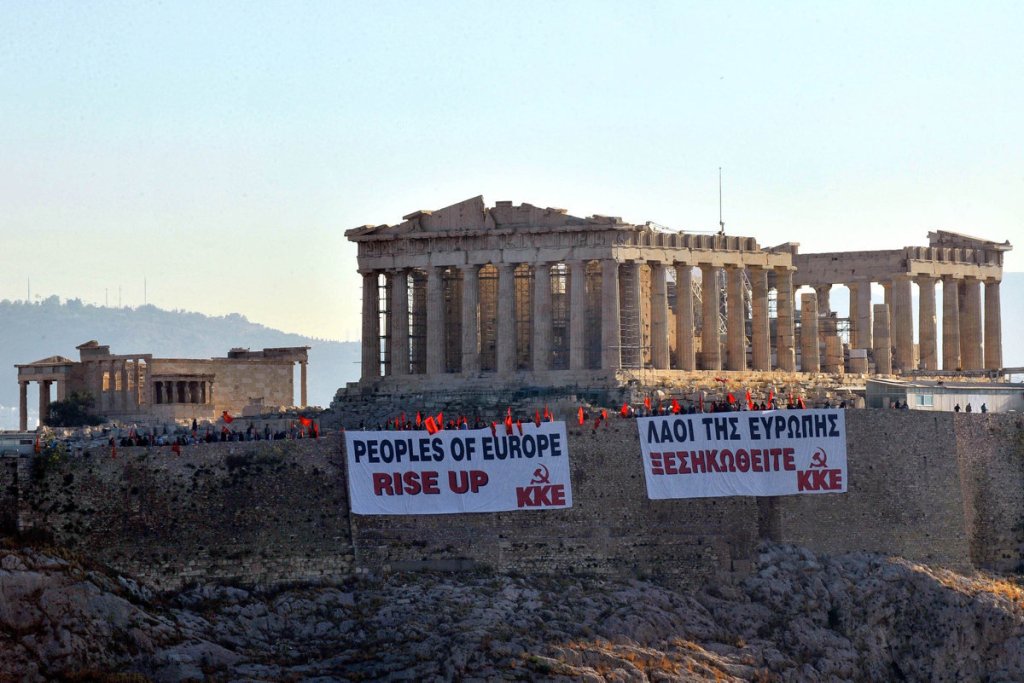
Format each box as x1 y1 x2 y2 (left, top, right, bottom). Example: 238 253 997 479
45 391 104 427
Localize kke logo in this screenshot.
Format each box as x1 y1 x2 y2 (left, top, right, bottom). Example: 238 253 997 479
797 446 843 492
516 464 566 508
810 448 828 469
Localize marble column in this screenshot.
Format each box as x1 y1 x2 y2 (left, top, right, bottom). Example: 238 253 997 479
461 265 481 375
496 263 517 374
620 262 641 368
532 263 552 372
361 272 380 380
800 293 820 372
775 268 796 372
814 284 832 315
984 279 1002 370
389 270 409 376
674 264 695 371
873 303 893 375
426 267 445 375
700 264 721 371
38 380 51 425
849 282 873 350
19 381 28 431
726 266 746 371
569 260 588 370
601 260 621 370
650 262 669 369
750 267 770 371
960 277 983 370
917 276 937 371
942 276 961 371
890 276 914 372
300 361 308 406
120 361 130 411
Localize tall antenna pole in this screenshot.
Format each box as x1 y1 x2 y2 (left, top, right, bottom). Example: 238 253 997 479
718 167 725 235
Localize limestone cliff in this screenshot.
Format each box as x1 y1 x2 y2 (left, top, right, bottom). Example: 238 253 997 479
2 542 1022 681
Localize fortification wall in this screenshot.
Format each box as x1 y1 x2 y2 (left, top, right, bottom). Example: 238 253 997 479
350 425 760 582
775 411 974 570
12 438 351 591
954 414 1024 572
4 412 1022 591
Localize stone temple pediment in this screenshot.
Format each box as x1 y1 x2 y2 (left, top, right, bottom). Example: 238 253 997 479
346 195 632 241
24 356 75 367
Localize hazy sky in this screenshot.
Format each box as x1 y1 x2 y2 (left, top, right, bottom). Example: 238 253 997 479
2 1 1021 341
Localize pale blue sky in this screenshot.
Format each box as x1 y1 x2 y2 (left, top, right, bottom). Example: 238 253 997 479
2 1 1021 341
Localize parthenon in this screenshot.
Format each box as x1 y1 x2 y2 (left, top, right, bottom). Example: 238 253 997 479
346 196 1011 388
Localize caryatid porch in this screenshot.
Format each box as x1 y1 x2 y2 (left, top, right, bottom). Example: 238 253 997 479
347 196 798 385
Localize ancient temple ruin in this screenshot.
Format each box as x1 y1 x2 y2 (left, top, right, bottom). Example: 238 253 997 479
16 341 309 429
346 196 1010 389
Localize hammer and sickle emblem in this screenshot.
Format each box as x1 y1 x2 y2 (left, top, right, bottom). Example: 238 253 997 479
810 448 828 469
530 464 551 485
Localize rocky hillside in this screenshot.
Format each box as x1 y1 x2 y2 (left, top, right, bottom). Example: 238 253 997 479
1 542 1022 681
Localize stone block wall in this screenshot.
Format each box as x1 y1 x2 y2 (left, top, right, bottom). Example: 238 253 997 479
775 411 974 570
350 425 760 583
954 414 1024 572
154 358 295 414
4 411 1023 590
13 437 351 591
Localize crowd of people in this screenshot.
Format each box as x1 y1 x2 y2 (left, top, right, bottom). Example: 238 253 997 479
366 393 846 433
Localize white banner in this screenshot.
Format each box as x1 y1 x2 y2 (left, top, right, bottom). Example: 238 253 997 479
637 409 848 499
345 422 573 515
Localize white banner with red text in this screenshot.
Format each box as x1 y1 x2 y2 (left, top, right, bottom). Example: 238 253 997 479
345 422 573 515
637 409 848 499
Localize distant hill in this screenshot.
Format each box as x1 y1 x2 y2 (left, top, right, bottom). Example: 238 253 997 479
0 297 360 429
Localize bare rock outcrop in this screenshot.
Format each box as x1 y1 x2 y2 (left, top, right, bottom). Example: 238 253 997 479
1 542 1022 681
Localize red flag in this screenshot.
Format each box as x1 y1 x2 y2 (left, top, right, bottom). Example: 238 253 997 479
727 393 736 404
400 412 406 425
798 396 806 409
715 377 728 383
506 406 512 418
543 405 552 421
490 421 497 436
601 409 608 421
313 423 319 438
593 416 601 429
644 396 652 410
299 416 313 427
171 443 181 456
222 411 234 423
745 390 753 410
111 444 117 459
671 398 681 414
534 409 541 427
768 389 774 406
620 402 629 418
516 419 523 435
34 436 41 454
415 412 422 427
577 406 585 425
436 412 444 430
424 416 439 434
